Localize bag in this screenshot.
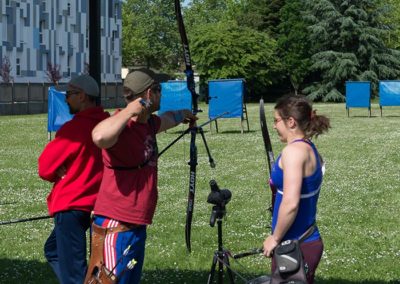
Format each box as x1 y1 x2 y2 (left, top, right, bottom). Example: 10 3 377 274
270 239 307 284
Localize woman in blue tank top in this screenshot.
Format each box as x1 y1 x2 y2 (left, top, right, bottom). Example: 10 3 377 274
263 95 330 284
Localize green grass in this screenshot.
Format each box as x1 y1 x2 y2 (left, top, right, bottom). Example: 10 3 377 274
0 103 399 283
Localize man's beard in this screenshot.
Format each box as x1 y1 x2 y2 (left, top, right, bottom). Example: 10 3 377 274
68 104 77 114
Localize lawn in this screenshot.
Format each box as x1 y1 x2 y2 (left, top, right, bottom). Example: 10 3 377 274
0 102 399 283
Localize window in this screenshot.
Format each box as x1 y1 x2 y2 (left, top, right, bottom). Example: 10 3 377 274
111 31 116 51
16 58 21 76
114 3 118 22
67 56 71 76
39 20 44 44
86 27 89 48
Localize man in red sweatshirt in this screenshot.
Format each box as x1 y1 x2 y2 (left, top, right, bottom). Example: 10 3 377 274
38 74 109 284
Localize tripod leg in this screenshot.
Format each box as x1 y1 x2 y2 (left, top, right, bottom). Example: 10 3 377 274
218 252 224 284
207 253 218 284
224 252 235 284
198 127 215 168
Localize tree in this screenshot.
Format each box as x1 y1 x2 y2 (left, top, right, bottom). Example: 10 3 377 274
264 0 286 38
303 0 400 101
190 21 280 97
0 56 14 84
383 0 400 49
277 0 312 94
187 0 268 32
46 62 62 84
184 0 229 29
122 0 180 73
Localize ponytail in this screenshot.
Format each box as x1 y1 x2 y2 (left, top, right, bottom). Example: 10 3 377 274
306 112 330 138
275 95 331 139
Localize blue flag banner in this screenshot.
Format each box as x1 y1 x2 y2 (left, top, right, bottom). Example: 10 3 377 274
47 87 73 132
208 79 245 119
159 81 192 116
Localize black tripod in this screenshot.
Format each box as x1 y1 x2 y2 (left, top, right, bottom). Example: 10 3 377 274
207 180 235 284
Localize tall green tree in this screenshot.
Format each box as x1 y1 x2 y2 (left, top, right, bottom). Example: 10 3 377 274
277 0 312 94
190 21 279 97
304 0 400 101
230 0 269 31
264 0 286 38
383 0 400 49
122 0 179 72
183 0 229 32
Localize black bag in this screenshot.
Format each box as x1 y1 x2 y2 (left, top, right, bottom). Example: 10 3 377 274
270 239 307 284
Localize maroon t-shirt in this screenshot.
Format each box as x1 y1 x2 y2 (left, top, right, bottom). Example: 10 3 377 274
94 113 161 225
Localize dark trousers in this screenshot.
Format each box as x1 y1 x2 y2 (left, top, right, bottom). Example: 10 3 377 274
44 210 91 284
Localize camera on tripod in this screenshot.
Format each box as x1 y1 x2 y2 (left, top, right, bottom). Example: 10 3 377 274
207 180 231 227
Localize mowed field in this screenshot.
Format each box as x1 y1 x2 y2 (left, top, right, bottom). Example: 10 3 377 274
0 102 399 283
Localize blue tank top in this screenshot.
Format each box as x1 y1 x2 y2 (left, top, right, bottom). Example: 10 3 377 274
271 139 322 242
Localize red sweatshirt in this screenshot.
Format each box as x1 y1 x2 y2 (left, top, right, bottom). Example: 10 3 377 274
38 106 109 215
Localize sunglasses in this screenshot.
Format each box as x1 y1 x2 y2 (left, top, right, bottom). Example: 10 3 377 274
66 90 81 98
122 93 136 101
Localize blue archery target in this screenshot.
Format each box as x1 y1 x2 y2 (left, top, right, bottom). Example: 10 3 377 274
379 81 400 106
345 81 371 108
208 79 244 119
48 86 73 132
159 81 192 116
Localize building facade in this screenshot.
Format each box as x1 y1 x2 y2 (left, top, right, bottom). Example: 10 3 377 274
0 0 122 84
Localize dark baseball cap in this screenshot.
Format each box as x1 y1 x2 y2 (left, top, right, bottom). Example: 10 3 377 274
123 68 157 95
56 74 100 97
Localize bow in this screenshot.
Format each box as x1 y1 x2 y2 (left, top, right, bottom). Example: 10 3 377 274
259 99 277 213
174 0 199 252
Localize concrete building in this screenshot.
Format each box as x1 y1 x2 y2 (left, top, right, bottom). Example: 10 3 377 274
0 0 122 84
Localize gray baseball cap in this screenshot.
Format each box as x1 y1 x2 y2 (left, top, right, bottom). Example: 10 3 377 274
123 68 157 95
56 74 100 97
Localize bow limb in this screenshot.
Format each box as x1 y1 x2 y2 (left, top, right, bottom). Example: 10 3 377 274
174 0 198 114
259 99 277 213
174 0 198 252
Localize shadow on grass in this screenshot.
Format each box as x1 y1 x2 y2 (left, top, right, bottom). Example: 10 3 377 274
212 130 256 134
141 268 268 284
347 115 377 118
141 269 400 284
347 114 400 118
1 259 398 284
0 258 57 284
161 128 256 135
317 279 400 284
